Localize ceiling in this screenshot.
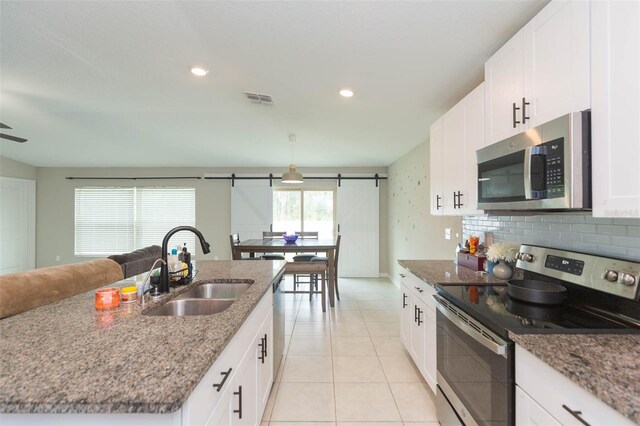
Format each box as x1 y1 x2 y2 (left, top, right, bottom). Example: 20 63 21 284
0 1 547 168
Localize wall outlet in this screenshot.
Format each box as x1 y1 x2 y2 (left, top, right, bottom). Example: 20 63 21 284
445 228 451 240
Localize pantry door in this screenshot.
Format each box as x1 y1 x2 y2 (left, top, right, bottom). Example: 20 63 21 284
337 179 379 277
0 177 36 275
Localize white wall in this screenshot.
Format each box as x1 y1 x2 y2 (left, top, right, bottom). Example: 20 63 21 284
0 156 37 180
35 166 389 272
387 142 462 286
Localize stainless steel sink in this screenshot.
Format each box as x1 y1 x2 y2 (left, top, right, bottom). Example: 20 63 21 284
144 299 234 316
176 283 252 300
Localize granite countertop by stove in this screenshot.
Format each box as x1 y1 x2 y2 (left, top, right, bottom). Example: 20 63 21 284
398 259 507 286
511 333 640 424
0 260 286 415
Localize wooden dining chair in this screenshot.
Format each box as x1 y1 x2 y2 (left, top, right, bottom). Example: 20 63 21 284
292 231 320 289
259 231 286 260
311 234 341 301
229 233 261 260
284 261 327 312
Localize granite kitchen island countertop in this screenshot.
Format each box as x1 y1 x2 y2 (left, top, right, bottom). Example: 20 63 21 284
511 333 640 424
0 260 285 415
398 259 507 286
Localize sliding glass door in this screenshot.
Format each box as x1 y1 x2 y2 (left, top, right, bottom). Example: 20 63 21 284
273 189 334 239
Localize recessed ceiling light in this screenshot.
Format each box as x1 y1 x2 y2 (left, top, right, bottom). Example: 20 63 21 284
339 88 354 98
190 66 209 77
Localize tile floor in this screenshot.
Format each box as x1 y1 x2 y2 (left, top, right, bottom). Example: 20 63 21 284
261 276 438 426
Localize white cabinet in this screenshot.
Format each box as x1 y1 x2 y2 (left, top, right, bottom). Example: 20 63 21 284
429 117 444 215
516 344 634 426
399 270 437 394
516 386 560 426
430 83 484 216
485 0 590 145
183 290 274 426
591 0 640 218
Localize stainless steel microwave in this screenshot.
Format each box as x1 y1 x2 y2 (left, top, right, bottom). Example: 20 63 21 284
476 112 591 211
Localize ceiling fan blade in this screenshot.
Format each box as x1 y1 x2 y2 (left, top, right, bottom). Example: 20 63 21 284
0 133 28 143
0 123 12 129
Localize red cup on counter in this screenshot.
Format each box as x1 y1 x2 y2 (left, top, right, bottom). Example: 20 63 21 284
95 287 121 310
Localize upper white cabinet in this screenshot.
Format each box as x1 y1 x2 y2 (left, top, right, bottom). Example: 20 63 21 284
485 0 590 145
429 118 444 215
430 83 484 216
591 0 640 218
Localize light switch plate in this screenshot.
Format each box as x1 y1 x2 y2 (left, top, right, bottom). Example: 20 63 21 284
445 228 451 240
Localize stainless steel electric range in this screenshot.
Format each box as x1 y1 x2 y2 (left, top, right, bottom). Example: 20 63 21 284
433 244 640 426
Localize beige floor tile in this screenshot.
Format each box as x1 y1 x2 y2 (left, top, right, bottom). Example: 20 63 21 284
292 321 332 337
262 381 280 422
371 336 406 356
285 321 296 336
379 356 422 382
330 321 370 337
389 383 438 422
361 310 399 322
283 335 292 355
285 309 299 321
271 382 336 422
329 310 365 322
402 423 440 426
275 357 286 382
334 383 402 422
333 356 386 382
337 423 402 426
353 292 389 301
329 300 361 310
358 300 400 311
295 308 331 322
366 321 400 336
281 356 333 382
271 423 336 426
331 335 376 356
288 336 332 356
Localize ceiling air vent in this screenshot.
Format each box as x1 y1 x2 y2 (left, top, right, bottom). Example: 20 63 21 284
243 92 274 105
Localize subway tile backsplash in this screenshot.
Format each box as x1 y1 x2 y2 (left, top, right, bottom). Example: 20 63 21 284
462 213 640 261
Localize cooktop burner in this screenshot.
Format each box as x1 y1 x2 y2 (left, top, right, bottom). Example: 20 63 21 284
436 245 640 339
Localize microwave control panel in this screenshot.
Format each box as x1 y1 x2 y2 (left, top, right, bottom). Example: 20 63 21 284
543 138 564 198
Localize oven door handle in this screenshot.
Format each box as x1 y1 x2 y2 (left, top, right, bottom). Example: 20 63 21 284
433 294 508 358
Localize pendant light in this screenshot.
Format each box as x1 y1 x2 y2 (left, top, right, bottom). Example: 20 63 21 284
281 134 303 184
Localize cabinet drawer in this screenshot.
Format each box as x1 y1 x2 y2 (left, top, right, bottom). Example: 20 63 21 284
183 337 239 426
404 271 436 309
516 344 633 426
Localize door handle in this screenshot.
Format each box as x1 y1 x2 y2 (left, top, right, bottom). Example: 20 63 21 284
258 338 265 363
512 102 521 128
417 308 423 326
337 224 340 233
454 191 463 208
233 386 243 419
402 293 407 308
263 333 268 359
414 305 418 323
213 368 232 392
562 405 591 426
522 97 530 124
436 195 442 210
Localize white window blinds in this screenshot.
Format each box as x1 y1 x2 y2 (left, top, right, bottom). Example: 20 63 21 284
74 187 196 256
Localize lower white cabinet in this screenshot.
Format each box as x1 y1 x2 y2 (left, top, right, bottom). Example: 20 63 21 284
399 270 437 394
183 290 274 426
516 344 633 426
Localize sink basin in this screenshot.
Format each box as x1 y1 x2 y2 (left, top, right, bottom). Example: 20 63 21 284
176 283 252 300
144 299 234 316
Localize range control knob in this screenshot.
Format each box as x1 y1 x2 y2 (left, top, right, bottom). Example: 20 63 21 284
604 270 619 282
618 272 637 287
518 252 533 262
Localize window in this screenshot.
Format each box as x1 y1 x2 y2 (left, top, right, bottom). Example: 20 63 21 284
273 189 334 239
75 187 195 256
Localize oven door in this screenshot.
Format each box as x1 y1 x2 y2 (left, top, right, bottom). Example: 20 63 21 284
434 295 514 426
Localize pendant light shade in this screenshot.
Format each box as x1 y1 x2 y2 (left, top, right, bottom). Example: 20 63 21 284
282 135 303 184
282 163 304 184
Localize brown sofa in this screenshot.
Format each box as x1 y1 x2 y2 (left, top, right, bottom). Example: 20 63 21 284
108 245 162 278
0 259 124 319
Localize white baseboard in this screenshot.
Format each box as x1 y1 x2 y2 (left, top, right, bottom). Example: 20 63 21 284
378 272 389 278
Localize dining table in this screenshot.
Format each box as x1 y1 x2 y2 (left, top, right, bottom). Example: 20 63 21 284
232 238 338 307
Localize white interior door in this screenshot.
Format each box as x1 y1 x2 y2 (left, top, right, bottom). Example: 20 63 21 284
337 179 379 277
0 177 36 275
231 180 273 240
